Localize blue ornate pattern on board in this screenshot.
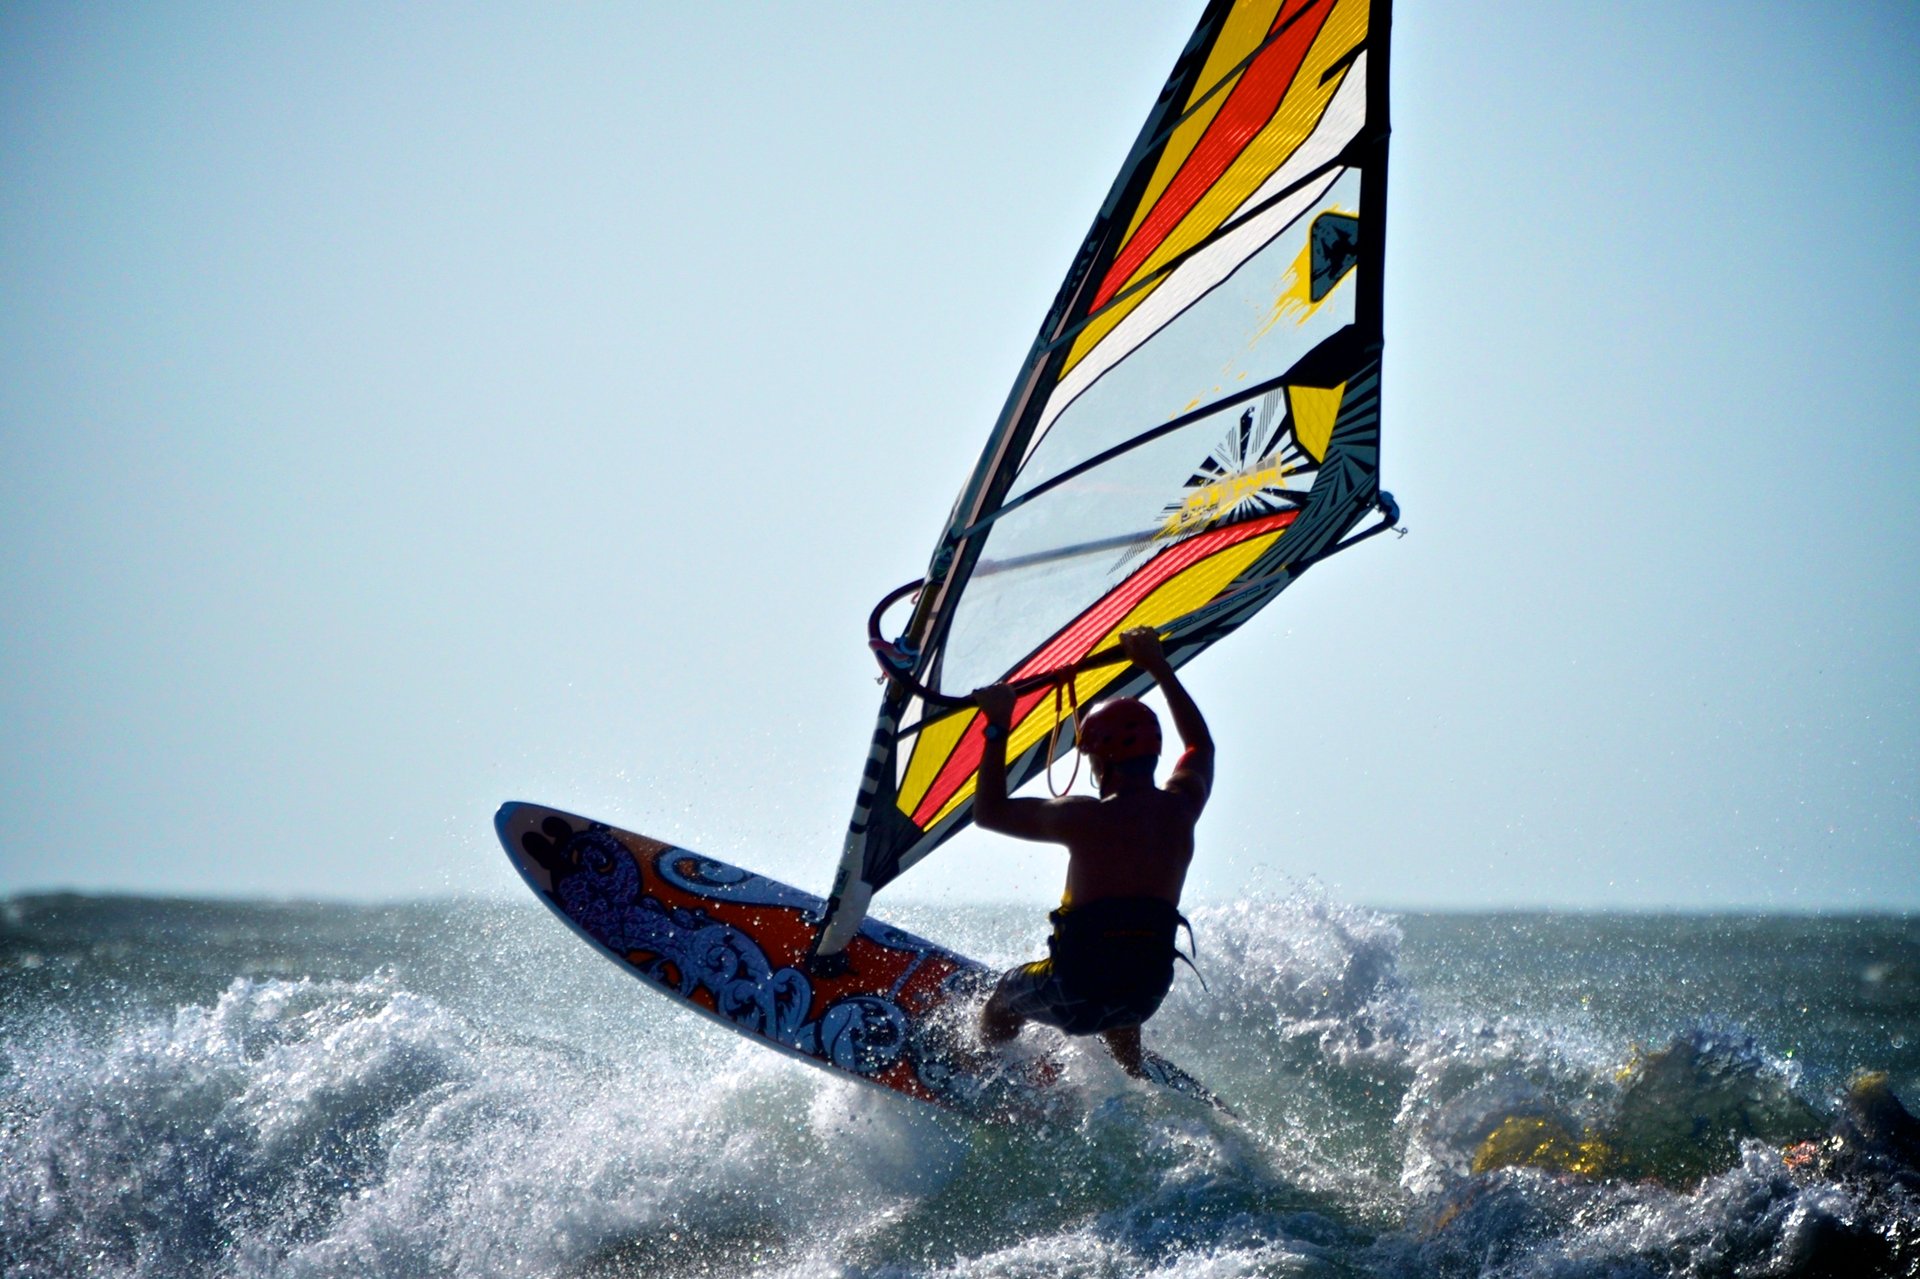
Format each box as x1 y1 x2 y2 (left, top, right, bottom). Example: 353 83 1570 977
515 815 912 1076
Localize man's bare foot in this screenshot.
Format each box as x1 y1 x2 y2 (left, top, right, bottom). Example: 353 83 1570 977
980 988 1023 1047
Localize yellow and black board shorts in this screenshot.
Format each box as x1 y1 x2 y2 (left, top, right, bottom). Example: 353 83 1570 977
992 897 1186 1036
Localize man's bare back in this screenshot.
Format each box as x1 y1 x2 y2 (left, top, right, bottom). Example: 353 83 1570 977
1018 759 1203 906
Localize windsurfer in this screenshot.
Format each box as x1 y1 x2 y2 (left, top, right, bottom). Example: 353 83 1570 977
971 627 1211 1078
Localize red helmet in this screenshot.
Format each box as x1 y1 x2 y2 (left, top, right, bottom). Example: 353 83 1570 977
1077 697 1161 762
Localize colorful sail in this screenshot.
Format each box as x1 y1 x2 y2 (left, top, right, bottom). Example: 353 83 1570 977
815 0 1397 958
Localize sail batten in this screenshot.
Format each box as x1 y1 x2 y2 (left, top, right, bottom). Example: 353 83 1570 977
813 0 1394 958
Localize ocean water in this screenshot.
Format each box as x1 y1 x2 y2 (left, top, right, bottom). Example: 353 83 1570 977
3 892 1917 1278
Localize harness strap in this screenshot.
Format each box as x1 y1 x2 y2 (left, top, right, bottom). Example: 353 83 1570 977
1043 679 1083 797
1172 912 1207 992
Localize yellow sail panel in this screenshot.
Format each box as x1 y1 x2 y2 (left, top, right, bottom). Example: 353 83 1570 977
1286 382 1346 463
895 704 980 820
1118 0 1289 250
1123 526 1289 633
1061 0 1366 381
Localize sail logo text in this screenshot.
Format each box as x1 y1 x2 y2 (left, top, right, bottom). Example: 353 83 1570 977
1159 456 1289 538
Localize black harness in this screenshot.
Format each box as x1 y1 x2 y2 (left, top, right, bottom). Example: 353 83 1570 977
1047 897 1203 996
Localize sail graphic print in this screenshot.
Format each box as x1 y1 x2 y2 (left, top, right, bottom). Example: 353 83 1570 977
813 0 1396 957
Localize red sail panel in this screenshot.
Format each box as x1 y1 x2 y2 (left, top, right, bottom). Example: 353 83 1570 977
1090 0 1335 312
908 509 1297 827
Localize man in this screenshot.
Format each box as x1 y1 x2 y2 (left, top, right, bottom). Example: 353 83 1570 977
971 626 1212 1077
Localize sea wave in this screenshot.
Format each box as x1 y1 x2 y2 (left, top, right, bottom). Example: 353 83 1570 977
2 894 1916 1277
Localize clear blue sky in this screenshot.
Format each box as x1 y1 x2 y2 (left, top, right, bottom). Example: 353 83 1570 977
3 2 1915 910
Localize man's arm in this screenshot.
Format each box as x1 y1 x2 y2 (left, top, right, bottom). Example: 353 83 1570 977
1119 627 1214 812
970 683 1090 842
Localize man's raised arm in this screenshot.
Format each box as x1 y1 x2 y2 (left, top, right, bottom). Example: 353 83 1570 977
1119 628 1214 807
970 683 1084 841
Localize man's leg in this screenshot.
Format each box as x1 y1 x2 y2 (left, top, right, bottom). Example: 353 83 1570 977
1100 1025 1147 1078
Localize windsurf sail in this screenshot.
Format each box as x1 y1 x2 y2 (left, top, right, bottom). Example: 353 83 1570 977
814 0 1398 959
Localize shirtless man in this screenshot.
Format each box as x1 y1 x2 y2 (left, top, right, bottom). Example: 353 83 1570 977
971 627 1212 1077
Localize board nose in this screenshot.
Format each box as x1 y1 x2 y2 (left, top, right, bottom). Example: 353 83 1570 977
494 801 529 844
